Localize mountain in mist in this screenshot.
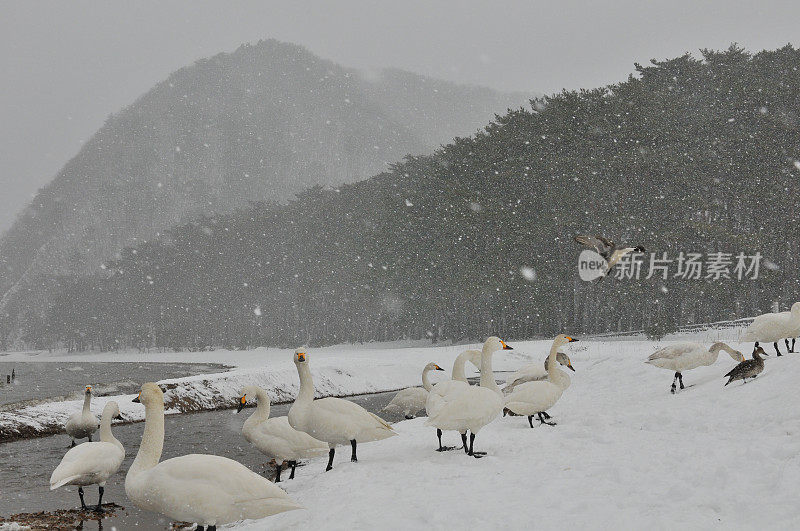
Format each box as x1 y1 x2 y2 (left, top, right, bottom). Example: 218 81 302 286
0 39 528 322
23 45 800 351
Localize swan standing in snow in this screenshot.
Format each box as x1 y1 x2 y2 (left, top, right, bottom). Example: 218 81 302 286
725 345 768 385
425 349 482 451
503 335 578 427
288 349 396 471
126 383 302 530
237 384 327 482
50 401 125 512
426 337 512 457
382 362 445 419
741 302 800 356
65 386 100 447
646 341 744 393
502 350 574 394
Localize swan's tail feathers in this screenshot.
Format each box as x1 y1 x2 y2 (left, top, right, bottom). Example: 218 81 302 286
369 412 395 431
50 474 81 490
365 412 397 440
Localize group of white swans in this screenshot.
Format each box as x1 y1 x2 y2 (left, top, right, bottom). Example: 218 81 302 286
48 335 578 529
47 301 799 529
646 301 800 393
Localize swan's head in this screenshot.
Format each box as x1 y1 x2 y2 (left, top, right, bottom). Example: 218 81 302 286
237 385 265 413
553 334 579 349
484 336 513 353
132 382 163 406
710 342 745 361
294 348 307 364
84 385 93 396
424 362 445 372
103 401 123 420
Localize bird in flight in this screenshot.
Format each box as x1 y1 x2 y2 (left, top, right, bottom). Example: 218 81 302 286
574 234 646 278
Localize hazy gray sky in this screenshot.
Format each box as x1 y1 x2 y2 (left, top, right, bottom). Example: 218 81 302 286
1 0 797 233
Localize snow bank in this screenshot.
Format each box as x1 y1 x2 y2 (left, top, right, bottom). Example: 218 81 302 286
233 338 800 530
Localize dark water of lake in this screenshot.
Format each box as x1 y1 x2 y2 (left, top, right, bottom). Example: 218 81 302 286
0 361 229 408
0 388 404 529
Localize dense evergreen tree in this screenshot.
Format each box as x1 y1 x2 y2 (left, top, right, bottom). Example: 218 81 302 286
9 45 800 350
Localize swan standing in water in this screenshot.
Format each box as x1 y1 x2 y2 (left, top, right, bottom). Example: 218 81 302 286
288 349 396 471
126 383 302 530
426 337 511 457
382 362 445 419
425 349 482 451
646 341 744 393
237 384 327 482
741 302 800 356
504 335 578 427
65 386 99 447
50 401 125 512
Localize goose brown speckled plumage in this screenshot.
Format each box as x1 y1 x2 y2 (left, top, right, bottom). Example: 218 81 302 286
724 345 767 386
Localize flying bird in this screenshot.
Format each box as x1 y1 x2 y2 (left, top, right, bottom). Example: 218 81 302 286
574 234 646 277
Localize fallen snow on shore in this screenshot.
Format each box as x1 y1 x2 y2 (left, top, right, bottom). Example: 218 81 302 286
235 339 800 530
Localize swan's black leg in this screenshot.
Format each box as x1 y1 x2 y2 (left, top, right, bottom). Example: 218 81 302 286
435 429 456 451
528 415 534 428
542 412 552 420
671 372 679 394
350 439 358 462
537 412 557 426
326 448 335 471
274 461 282 482
774 342 782 356
677 372 685 389
785 338 791 353
468 432 487 458
208 527 216 531
196 527 204 531
78 486 87 509
792 338 796 352
502 408 508 417
93 486 104 512
461 432 468 453
69 439 76 448
88 434 92 442
289 461 297 480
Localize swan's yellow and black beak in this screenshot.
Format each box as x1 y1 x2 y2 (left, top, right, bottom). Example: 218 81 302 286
236 395 247 413
296 352 306 363
434 365 445 371
85 386 92 394
132 393 140 403
500 340 513 350
565 336 579 342
567 362 576 372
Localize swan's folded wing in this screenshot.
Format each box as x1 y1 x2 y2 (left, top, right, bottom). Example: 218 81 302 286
647 342 698 361
50 442 124 488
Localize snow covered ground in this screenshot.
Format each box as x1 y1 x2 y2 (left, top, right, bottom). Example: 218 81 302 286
6 331 798 529
231 337 799 530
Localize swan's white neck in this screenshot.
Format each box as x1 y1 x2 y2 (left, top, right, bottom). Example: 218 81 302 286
451 351 475 382
421 367 433 391
82 393 91 414
251 388 271 422
99 406 122 450
129 399 164 477
479 346 500 393
295 362 315 404
546 342 562 382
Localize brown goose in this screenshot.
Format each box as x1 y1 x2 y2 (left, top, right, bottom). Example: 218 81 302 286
724 345 767 386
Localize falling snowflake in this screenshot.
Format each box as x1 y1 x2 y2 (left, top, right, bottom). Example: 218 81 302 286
405 199 413 207
520 266 537 281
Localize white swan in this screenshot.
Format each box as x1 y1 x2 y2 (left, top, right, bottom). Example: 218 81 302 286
125 383 302 530
424 348 482 451
503 335 578 427
741 301 800 356
502 350 574 394
646 341 744 393
426 337 511 457
382 362 445 419
288 349 396 471
50 401 125 512
237 384 328 482
65 386 99 447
